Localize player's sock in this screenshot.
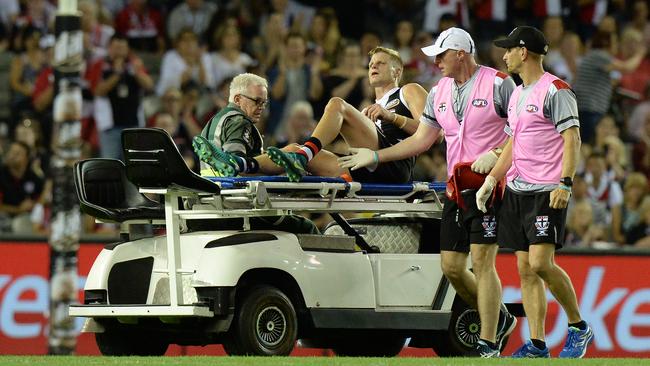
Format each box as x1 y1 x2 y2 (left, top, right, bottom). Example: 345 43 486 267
296 137 322 163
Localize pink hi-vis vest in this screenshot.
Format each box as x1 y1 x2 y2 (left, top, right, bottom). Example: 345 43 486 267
433 66 508 178
507 72 564 184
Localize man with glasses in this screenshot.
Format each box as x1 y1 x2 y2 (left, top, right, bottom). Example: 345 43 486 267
193 72 319 234
338 27 517 357
196 47 427 184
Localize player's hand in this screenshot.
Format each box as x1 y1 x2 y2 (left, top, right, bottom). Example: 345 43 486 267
476 175 497 213
471 150 498 174
337 147 377 170
550 187 571 209
363 104 391 122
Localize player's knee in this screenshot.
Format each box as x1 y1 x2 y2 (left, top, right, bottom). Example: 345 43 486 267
528 259 551 278
325 97 347 114
441 260 464 280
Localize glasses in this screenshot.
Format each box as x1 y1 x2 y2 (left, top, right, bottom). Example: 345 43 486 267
240 94 268 108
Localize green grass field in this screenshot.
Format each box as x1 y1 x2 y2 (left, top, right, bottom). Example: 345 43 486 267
0 356 647 366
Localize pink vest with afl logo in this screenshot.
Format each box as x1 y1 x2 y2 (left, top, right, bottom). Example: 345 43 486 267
507 72 564 184
433 66 508 178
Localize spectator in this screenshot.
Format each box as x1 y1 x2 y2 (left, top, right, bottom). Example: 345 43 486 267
632 112 650 180
114 0 165 53
556 32 583 84
627 82 650 138
88 35 154 159
359 30 382 65
321 42 369 112
626 0 650 48
389 20 415 64
9 26 47 123
13 116 46 177
307 8 341 72
612 172 648 245
618 27 650 102
260 0 315 36
574 30 646 144
150 85 201 138
625 197 650 248
584 152 624 226
267 32 323 140
209 23 255 91
565 200 607 248
156 29 214 96
0 141 45 233
166 0 217 42
79 0 115 62
12 0 55 41
152 111 197 170
570 174 609 227
604 135 629 182
275 101 316 147
254 12 288 72
403 31 441 91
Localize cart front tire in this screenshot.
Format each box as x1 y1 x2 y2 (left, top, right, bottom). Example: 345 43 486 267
224 285 298 356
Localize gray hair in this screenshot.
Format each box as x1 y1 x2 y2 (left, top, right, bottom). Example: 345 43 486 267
229 73 268 103
289 101 313 119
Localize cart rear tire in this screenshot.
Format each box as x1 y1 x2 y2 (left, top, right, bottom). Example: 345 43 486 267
431 297 479 357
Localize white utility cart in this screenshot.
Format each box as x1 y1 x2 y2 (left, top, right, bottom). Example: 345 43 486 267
69 128 513 357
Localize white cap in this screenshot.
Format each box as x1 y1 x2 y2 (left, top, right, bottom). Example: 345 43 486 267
421 27 475 57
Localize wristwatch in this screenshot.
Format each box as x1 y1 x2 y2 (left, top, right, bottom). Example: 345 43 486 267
560 177 573 187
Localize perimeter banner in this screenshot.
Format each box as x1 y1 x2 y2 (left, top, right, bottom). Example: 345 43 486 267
1 242 648 357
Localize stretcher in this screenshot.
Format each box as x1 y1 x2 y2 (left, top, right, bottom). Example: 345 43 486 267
191 175 446 217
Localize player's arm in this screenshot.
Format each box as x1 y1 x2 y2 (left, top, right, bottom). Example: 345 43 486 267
396 83 428 135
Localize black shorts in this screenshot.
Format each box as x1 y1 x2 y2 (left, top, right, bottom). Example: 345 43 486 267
440 192 498 253
497 188 567 251
350 129 413 183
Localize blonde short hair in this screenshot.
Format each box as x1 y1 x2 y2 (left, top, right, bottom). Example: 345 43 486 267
229 73 268 103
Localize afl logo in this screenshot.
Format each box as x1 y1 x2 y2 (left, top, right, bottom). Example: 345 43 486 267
438 102 447 112
472 98 488 108
526 104 539 113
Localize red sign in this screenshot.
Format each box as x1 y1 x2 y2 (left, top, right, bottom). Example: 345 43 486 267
1 242 649 357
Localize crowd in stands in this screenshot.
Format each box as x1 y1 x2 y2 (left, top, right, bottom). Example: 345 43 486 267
1 0 650 250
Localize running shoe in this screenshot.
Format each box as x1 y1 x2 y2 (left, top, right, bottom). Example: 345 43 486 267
192 135 238 177
511 340 550 358
558 325 593 358
496 311 517 350
266 146 308 182
466 340 500 358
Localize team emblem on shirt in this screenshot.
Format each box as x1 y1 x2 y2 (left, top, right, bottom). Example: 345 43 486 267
535 216 550 236
472 98 488 108
525 104 539 113
482 216 496 238
438 102 447 112
385 99 400 110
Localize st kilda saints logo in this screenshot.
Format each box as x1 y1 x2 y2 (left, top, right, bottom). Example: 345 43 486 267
438 102 447 113
535 216 550 236
482 216 496 238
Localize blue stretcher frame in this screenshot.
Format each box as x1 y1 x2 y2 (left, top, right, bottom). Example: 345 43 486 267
207 176 446 197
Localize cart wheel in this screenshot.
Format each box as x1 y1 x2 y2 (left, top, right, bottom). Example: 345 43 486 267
224 285 298 356
432 297 480 357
